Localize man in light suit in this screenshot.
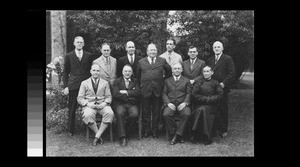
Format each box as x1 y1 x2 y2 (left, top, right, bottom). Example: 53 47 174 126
62 36 94 136
112 64 140 147
136 43 172 139
93 43 117 86
116 41 142 78
162 63 192 145
159 38 183 66
77 63 114 146
182 46 206 85
206 41 235 138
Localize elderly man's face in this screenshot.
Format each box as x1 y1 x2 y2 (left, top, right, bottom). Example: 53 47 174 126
172 64 183 77
101 45 111 57
203 66 213 79
122 66 133 79
126 42 135 55
213 42 223 55
147 44 157 58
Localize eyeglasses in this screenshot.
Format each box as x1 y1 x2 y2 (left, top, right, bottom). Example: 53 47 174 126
103 50 110 51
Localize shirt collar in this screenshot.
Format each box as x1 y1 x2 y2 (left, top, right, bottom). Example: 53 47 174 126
173 75 181 80
215 53 222 59
190 58 197 64
123 77 131 81
92 77 99 83
75 49 82 56
147 56 156 62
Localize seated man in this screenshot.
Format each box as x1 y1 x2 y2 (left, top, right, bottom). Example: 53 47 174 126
162 63 192 145
77 63 114 146
191 65 223 145
112 64 140 147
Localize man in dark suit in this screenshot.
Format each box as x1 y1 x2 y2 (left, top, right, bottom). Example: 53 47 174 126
162 63 192 145
112 65 140 147
62 36 94 136
182 46 206 85
136 43 172 139
117 41 142 78
206 41 236 138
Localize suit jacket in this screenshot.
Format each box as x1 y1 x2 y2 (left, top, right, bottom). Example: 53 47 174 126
62 50 93 90
93 55 117 85
162 75 192 106
112 77 140 109
137 56 172 98
77 77 112 106
206 53 236 92
182 58 206 82
116 54 142 78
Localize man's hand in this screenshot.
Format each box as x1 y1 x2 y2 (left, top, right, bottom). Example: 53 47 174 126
96 102 107 110
190 80 195 84
220 82 225 89
87 102 96 109
177 102 187 111
62 87 69 95
119 90 128 95
167 103 176 110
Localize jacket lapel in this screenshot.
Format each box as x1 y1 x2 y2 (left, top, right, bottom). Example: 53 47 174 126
190 59 200 72
213 54 223 71
170 77 177 87
88 78 96 95
98 56 109 75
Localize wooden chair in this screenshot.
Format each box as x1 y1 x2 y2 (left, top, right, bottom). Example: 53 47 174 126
85 114 113 142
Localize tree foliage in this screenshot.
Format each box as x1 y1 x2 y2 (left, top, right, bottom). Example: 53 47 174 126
67 10 170 59
169 10 254 82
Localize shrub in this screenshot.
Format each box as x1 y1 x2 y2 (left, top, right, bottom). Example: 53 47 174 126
46 86 85 134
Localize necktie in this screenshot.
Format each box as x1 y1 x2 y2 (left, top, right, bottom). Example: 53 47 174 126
191 59 194 70
215 56 219 64
125 79 129 88
78 52 82 61
151 57 154 65
93 79 98 93
130 55 134 65
168 54 171 64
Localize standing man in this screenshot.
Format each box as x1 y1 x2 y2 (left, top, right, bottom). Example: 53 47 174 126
62 36 94 136
206 41 235 138
182 46 206 86
159 38 183 66
77 63 114 146
137 43 172 139
93 43 117 86
112 65 140 147
117 41 142 78
162 63 192 145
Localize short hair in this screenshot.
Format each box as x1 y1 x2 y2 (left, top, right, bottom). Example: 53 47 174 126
167 38 176 45
126 41 135 48
203 65 213 72
91 62 101 69
147 43 157 51
123 64 133 71
188 45 197 51
213 41 224 49
171 63 182 69
74 36 84 42
101 43 111 49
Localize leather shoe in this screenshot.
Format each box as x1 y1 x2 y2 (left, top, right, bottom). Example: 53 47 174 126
170 135 179 145
92 137 99 146
152 133 159 139
98 137 104 145
120 137 127 147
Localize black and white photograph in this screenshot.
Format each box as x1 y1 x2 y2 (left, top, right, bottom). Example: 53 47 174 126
45 10 254 156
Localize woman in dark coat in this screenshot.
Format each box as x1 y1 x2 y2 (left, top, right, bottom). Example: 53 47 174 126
191 65 223 145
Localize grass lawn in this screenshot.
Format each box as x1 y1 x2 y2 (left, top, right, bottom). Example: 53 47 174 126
46 73 254 157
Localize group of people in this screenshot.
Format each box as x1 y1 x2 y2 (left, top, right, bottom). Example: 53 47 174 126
62 36 236 147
